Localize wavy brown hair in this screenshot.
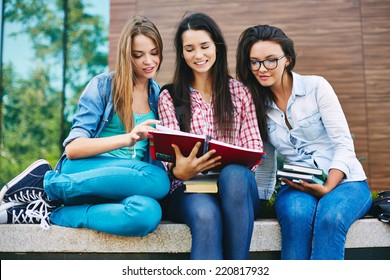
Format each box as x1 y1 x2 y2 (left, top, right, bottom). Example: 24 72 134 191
112 16 163 132
236 25 296 141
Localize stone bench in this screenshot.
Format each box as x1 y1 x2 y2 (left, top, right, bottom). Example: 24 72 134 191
1 218 389 258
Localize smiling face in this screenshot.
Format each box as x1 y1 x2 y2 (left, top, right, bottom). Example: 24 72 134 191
249 40 289 90
181 29 217 76
131 34 160 81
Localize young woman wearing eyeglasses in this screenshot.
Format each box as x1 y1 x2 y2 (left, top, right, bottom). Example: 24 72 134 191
236 24 372 260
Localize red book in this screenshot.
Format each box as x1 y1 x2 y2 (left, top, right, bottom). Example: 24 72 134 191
149 125 265 172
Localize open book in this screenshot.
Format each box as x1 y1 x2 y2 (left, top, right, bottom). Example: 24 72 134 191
149 124 265 172
277 163 327 185
184 172 219 193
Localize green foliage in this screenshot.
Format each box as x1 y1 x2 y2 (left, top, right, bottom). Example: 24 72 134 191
4 0 108 118
371 192 379 200
1 64 61 184
0 1 108 186
259 194 277 219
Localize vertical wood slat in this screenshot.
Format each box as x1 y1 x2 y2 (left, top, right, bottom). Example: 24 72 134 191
109 0 136 69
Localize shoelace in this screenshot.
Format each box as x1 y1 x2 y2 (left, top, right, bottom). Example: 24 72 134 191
8 189 47 204
12 207 39 224
25 198 54 230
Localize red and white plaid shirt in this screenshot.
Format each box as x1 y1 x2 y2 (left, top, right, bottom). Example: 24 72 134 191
158 78 263 192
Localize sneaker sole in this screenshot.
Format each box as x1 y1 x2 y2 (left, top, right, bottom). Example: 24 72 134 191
0 159 51 204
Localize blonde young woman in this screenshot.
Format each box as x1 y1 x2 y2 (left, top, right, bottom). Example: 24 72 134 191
0 16 170 236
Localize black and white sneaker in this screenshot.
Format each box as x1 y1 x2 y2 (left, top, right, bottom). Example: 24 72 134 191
0 200 54 230
0 159 52 204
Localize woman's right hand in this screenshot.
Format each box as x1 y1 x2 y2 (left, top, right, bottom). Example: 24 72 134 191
170 142 222 181
66 119 159 159
127 119 160 147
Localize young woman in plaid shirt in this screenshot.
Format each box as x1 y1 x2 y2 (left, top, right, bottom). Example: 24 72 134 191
158 12 264 259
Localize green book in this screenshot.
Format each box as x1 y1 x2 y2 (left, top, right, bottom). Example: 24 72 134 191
282 163 327 182
277 163 327 185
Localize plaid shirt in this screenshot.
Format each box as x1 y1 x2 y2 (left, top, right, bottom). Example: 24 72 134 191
158 78 263 192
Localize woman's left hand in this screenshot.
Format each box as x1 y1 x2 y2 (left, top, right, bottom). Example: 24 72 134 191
279 169 344 198
279 178 330 198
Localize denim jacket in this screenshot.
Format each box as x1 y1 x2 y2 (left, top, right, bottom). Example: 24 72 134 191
55 72 161 171
256 72 366 200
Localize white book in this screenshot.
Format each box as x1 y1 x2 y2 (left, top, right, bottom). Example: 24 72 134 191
276 170 325 185
282 163 323 176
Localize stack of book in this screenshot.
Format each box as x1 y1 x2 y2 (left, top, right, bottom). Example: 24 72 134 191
276 163 327 185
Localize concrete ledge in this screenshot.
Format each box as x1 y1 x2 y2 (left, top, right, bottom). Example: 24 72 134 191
0 218 389 253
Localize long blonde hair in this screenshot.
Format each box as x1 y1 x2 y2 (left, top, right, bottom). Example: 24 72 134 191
112 16 163 132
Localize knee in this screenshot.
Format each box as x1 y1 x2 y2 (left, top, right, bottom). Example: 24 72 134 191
316 211 346 233
148 166 171 200
189 207 222 234
122 195 162 236
276 200 313 227
219 164 248 181
218 165 252 196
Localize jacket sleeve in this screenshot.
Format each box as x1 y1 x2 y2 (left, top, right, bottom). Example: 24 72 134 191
62 76 106 147
255 141 277 200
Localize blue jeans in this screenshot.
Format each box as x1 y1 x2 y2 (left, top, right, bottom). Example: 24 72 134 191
167 164 261 260
44 155 170 236
275 180 372 259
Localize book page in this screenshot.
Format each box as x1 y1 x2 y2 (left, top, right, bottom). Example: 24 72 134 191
155 124 203 138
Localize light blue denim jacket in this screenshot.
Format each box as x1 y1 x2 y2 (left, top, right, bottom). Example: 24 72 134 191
256 72 366 200
55 72 161 171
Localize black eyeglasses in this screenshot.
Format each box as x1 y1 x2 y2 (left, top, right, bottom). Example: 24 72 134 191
249 55 285 71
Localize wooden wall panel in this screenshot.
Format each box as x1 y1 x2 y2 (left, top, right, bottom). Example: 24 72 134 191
367 98 390 152
361 0 390 191
109 0 136 68
368 152 390 192
109 0 390 192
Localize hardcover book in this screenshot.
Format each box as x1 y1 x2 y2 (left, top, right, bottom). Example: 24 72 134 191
276 170 326 185
184 173 219 193
149 125 265 172
283 163 324 175
282 163 327 182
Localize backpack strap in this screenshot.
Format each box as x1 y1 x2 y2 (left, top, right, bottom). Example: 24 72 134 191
160 83 174 95
160 83 186 131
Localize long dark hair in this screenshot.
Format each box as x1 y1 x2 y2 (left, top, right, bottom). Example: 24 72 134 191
172 12 234 138
236 25 296 141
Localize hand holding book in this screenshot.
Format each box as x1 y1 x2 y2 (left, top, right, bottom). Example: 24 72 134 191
149 125 265 173
169 142 222 180
277 163 327 185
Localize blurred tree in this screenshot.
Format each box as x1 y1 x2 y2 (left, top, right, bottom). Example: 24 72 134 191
1 0 108 186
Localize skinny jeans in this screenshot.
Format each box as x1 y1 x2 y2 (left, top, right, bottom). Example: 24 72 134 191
167 164 261 260
44 155 170 236
275 180 372 259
